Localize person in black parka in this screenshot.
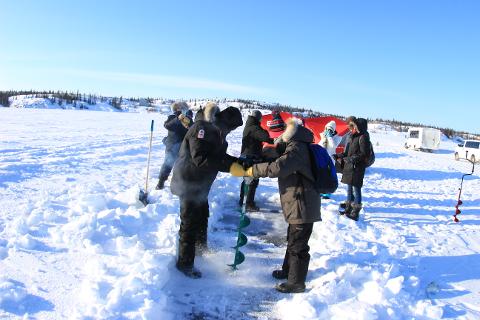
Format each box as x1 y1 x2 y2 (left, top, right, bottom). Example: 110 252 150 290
156 101 193 190
238 110 274 210
333 117 370 221
170 102 243 278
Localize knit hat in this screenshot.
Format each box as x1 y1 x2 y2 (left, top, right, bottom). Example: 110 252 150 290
268 110 286 132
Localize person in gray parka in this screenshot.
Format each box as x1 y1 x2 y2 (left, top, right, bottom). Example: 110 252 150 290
233 117 321 293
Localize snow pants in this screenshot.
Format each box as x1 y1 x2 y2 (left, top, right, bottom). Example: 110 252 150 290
281 223 313 285
177 198 209 268
158 143 181 183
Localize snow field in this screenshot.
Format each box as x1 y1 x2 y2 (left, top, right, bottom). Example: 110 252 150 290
1 108 479 319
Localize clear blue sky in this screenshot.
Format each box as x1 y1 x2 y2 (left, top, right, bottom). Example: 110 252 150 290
1 0 479 133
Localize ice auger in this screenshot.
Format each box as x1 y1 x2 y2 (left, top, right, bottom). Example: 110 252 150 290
228 178 252 270
454 159 475 222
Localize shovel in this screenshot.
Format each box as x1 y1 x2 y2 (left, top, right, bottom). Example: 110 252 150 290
139 120 154 206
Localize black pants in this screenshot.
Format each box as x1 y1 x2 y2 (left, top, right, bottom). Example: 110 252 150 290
177 198 209 267
239 178 259 205
281 223 313 285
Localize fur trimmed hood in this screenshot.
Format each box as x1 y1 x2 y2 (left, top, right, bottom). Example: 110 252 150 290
203 102 220 123
171 101 189 113
282 118 312 143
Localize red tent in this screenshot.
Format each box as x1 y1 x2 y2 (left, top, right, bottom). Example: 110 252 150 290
260 112 349 153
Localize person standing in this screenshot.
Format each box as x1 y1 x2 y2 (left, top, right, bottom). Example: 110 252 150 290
156 101 193 190
318 120 340 199
232 118 321 293
170 102 243 278
333 117 370 221
238 110 273 210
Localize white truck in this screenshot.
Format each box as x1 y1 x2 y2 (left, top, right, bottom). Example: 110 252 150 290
405 127 441 152
455 140 480 163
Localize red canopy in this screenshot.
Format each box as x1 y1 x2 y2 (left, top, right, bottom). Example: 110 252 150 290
260 112 348 144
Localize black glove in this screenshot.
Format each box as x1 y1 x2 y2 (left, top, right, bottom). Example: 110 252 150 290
332 154 339 160
237 156 254 170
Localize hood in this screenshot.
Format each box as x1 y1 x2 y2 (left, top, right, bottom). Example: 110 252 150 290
204 102 220 122
245 115 260 127
282 118 314 143
354 118 368 134
171 101 189 113
215 106 243 131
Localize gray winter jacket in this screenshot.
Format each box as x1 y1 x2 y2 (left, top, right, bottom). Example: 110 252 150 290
252 123 321 224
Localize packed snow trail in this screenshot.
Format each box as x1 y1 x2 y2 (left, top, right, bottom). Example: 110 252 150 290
1 108 480 319
162 176 287 319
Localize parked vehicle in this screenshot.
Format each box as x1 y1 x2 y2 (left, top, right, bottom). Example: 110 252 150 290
405 127 441 152
455 140 480 163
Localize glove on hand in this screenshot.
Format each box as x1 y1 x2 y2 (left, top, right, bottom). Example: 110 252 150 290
178 114 191 128
229 162 246 177
237 156 254 169
244 167 254 177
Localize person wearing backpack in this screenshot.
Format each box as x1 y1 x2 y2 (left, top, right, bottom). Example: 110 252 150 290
231 118 321 293
333 117 370 221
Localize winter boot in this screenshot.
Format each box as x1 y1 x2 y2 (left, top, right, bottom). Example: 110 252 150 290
339 201 352 215
246 202 260 212
176 263 202 279
346 203 362 221
272 269 288 280
155 179 166 190
275 282 306 293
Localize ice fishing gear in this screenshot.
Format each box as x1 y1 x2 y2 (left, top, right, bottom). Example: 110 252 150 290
454 159 475 222
139 120 154 206
228 178 252 270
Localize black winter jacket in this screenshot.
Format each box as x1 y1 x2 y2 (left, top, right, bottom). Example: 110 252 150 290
163 112 191 150
339 118 370 188
170 120 237 201
241 116 273 158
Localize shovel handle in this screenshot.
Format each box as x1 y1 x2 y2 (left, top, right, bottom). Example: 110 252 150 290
145 120 155 192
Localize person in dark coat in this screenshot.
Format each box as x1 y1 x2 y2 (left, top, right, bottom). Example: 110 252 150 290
232 118 321 293
238 110 274 210
156 101 193 190
194 106 204 122
170 102 243 278
333 117 370 221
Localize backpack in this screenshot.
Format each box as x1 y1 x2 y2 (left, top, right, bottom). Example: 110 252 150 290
361 135 375 167
308 144 338 194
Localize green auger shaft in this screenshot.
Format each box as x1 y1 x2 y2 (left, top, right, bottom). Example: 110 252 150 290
229 179 251 270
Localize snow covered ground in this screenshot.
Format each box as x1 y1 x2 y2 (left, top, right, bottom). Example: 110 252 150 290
0 108 479 319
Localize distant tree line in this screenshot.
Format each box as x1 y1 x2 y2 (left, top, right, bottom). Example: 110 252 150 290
1 90 477 139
